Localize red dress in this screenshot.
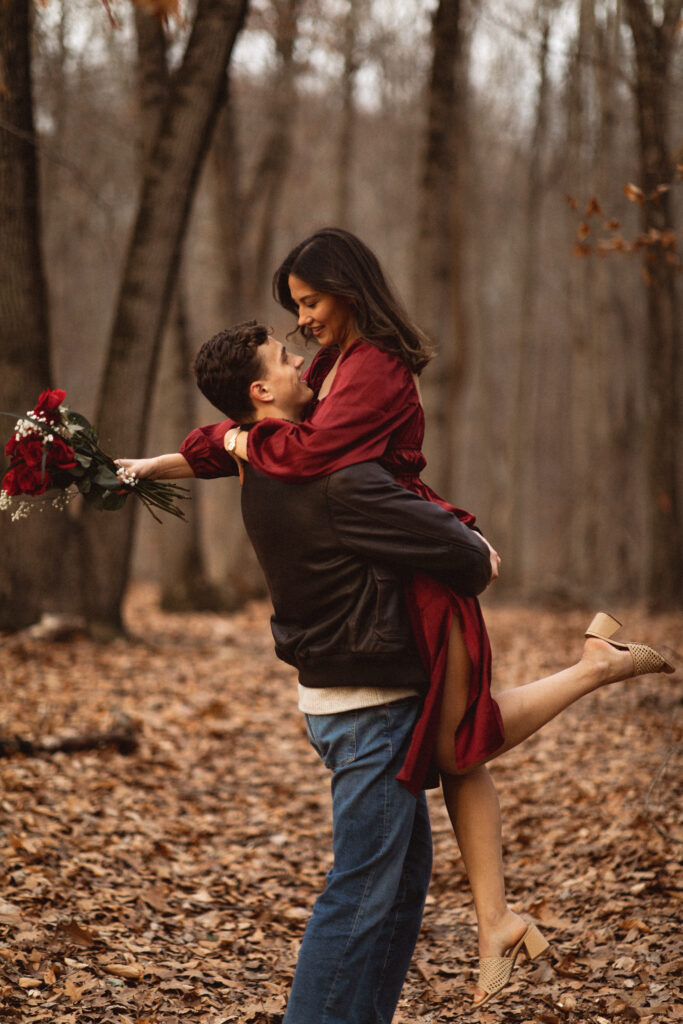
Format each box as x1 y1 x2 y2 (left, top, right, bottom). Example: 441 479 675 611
181 339 504 795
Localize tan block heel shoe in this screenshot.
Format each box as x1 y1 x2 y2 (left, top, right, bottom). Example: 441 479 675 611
473 923 549 1009
585 612 675 676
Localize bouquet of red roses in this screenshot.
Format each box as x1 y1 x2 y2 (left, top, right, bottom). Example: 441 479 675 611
1 389 188 522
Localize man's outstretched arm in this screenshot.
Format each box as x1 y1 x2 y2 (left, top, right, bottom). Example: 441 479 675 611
325 463 496 596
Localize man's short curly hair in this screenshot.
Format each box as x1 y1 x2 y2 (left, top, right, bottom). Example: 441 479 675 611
193 320 269 423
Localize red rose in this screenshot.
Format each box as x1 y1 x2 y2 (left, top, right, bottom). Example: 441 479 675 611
2 467 20 495
46 437 77 470
5 434 19 459
2 462 50 496
16 438 45 468
33 389 66 422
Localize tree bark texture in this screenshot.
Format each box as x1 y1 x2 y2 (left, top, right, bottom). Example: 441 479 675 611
212 94 245 320
0 0 50 397
134 5 170 154
76 0 249 629
564 0 600 596
132 6 219 612
507 3 553 589
624 0 682 609
241 0 301 309
414 0 469 497
335 0 360 227
0 0 71 628
586 0 643 599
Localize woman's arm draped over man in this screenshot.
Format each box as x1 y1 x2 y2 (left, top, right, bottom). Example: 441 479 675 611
181 341 425 482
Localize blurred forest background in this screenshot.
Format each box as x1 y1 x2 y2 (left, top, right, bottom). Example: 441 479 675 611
1 0 681 632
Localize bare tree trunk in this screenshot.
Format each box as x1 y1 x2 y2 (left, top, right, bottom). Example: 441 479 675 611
134 6 169 144
148 288 228 611
76 0 249 631
133 6 219 612
564 0 599 597
0 0 50 400
414 0 469 498
624 0 682 609
0 0 71 628
507 1 553 589
591 0 638 598
242 0 301 308
212 93 245 319
335 0 359 227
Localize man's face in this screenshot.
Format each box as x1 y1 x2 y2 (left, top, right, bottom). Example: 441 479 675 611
256 336 312 419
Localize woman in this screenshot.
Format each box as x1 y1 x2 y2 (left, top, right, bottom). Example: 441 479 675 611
122 228 674 1008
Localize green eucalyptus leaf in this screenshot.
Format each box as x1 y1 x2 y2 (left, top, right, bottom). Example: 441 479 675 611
64 412 98 445
65 410 94 432
92 466 120 488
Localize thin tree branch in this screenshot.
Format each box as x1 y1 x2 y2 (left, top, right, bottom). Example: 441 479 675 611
0 116 113 211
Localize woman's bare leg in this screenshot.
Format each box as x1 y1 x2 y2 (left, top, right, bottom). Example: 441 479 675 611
436 620 637 1000
437 627 635 778
436 623 526 1001
490 639 632 756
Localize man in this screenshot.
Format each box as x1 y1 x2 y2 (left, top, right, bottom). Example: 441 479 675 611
117 321 494 1024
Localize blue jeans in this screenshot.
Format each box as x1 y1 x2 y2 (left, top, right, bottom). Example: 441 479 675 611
283 699 432 1024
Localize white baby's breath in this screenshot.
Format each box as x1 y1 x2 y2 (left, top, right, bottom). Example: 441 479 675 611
116 466 137 487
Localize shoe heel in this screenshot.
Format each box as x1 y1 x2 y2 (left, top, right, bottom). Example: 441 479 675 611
585 611 622 640
522 924 549 961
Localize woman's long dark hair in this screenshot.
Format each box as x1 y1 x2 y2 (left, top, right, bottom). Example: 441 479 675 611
272 227 433 374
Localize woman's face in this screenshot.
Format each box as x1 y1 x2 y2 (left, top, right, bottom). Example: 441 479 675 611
288 274 357 351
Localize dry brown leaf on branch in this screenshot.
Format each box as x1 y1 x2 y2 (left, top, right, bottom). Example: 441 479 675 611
649 183 671 202
623 182 645 204
136 0 185 20
98 0 185 28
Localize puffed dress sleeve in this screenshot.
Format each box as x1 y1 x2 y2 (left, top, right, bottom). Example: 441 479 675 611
179 419 239 479
177 351 331 479
246 341 420 482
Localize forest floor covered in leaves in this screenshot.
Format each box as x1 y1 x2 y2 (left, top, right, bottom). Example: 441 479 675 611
0 587 681 1024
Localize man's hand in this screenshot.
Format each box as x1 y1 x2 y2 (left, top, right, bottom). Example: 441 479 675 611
114 453 194 480
479 535 501 585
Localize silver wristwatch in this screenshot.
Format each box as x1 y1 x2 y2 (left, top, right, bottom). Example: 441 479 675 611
226 427 241 453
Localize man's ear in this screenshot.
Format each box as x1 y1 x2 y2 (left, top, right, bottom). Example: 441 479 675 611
248 379 274 406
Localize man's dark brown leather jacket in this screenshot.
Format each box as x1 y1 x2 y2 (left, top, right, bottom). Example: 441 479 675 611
241 461 492 690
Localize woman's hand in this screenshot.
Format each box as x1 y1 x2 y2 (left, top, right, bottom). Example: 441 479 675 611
479 535 501 584
114 454 194 480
